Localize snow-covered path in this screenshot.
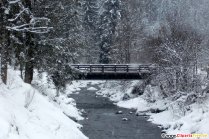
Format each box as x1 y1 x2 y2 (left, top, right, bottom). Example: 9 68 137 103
70 83 162 139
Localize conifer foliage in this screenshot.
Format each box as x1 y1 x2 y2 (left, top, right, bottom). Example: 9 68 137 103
98 0 121 64
1 0 209 96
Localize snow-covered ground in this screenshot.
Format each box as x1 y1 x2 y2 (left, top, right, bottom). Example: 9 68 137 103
0 68 88 139
96 80 141 102
2 68 208 139
97 80 209 138
65 80 104 95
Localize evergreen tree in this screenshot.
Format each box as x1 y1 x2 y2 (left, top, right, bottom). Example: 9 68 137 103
82 0 99 63
83 0 98 30
98 0 121 64
0 0 50 84
35 0 84 95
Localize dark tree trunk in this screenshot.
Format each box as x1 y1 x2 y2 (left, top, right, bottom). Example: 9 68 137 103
0 4 10 84
1 35 10 84
24 32 35 84
1 44 8 84
23 0 35 84
24 59 34 84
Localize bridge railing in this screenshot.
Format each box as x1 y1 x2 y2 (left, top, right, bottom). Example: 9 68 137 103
70 64 152 73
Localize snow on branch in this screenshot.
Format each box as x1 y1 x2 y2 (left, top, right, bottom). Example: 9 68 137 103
8 8 29 22
6 0 52 34
6 24 53 34
8 0 21 4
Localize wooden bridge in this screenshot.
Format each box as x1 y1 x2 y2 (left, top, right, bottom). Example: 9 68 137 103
71 64 155 80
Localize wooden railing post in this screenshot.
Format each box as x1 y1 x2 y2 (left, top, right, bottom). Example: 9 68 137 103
71 64 153 74
102 65 104 73
90 65 92 72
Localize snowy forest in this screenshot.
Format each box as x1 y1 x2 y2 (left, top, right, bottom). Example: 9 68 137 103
1 0 209 93
1 0 209 139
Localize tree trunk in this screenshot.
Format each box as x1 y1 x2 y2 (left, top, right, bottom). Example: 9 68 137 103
24 32 35 84
23 0 35 84
1 44 8 84
0 1 9 84
1 29 10 84
24 59 34 84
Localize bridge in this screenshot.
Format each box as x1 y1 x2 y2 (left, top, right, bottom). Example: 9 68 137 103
71 64 155 80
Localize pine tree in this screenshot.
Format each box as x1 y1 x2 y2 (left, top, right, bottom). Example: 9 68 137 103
98 0 121 64
0 0 50 84
82 0 99 63
83 0 98 30
35 0 84 95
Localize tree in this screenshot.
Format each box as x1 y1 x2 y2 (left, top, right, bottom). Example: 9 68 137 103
98 0 121 64
142 0 203 94
111 1 137 63
83 0 98 30
0 0 50 84
82 0 99 63
34 0 84 95
0 0 10 84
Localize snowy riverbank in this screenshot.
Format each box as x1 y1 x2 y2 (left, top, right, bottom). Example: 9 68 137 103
97 80 209 138
0 68 88 139
1 68 208 139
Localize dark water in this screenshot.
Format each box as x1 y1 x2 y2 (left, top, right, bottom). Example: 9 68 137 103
70 83 162 139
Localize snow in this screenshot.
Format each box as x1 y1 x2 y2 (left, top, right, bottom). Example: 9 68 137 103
97 80 140 102
66 80 104 94
56 96 84 121
148 110 174 127
117 97 148 111
2 67 208 139
97 80 209 137
0 68 88 139
32 72 84 121
87 87 97 91
148 102 209 136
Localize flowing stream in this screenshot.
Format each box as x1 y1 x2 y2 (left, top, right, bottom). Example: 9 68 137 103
70 82 162 139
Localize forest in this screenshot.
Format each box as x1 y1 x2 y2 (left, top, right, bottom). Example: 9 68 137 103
1 0 209 139
1 0 209 97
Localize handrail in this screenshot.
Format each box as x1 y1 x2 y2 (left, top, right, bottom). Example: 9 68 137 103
70 64 152 73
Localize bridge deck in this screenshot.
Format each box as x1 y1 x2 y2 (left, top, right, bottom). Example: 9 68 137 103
71 64 153 80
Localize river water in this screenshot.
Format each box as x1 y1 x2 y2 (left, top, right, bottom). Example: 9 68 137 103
70 82 162 139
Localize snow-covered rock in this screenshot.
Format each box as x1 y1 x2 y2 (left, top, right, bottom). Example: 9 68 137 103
122 118 129 121
87 87 97 91
115 111 123 114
